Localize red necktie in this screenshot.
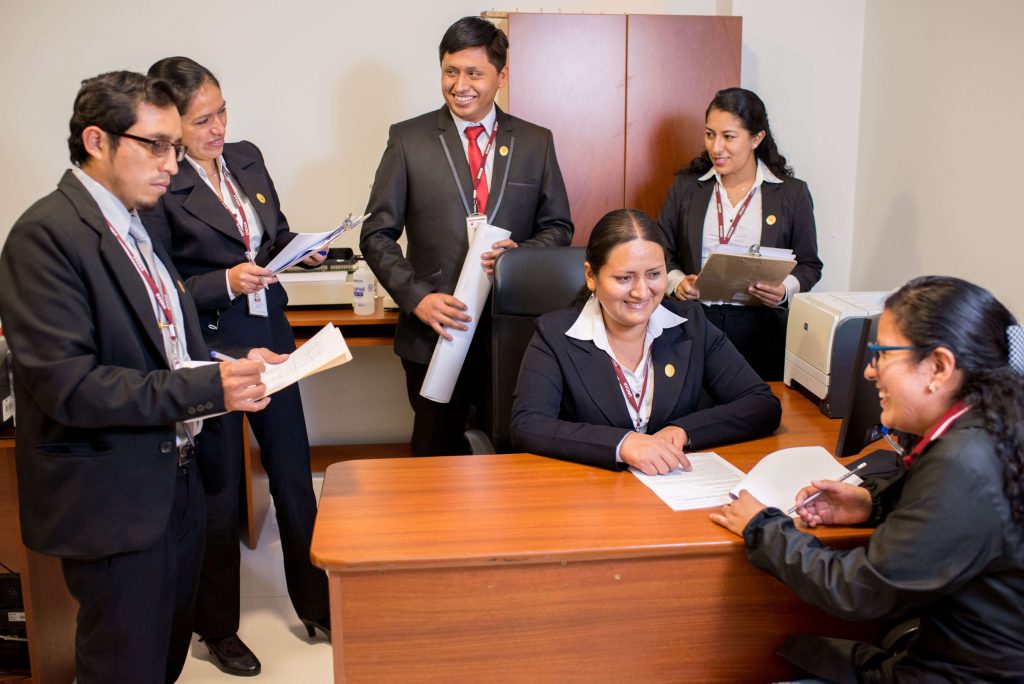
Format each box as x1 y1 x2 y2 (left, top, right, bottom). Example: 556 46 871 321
465 124 488 213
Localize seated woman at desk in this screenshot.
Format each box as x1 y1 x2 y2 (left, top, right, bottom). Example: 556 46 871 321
509 209 781 475
141 57 329 676
712 276 1024 682
657 87 823 381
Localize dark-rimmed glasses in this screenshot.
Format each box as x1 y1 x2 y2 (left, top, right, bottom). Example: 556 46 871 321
866 343 925 369
106 131 186 161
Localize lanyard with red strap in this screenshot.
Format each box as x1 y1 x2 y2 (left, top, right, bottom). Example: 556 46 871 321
610 347 652 431
469 120 499 215
105 219 179 359
714 183 758 245
902 401 971 469
221 175 255 260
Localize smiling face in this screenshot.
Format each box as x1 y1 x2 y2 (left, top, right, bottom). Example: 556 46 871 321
704 107 764 180
864 310 943 435
440 46 507 123
585 238 667 337
180 80 227 164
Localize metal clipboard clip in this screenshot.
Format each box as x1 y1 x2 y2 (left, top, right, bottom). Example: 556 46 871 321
747 244 762 257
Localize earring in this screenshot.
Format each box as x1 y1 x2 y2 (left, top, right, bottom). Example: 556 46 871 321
927 381 939 393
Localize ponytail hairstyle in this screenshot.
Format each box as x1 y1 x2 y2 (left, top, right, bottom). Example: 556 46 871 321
686 87 793 179
885 275 1024 523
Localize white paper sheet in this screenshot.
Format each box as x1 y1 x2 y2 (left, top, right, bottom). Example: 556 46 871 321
261 323 352 395
728 446 862 514
419 222 512 403
264 213 369 273
631 452 745 511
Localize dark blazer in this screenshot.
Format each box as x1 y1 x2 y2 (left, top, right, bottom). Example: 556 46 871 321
360 105 574 365
141 141 297 353
509 299 782 470
657 171 823 293
0 171 224 559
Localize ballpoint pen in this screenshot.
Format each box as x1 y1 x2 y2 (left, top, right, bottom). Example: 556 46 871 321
209 350 238 363
880 426 905 456
787 461 868 515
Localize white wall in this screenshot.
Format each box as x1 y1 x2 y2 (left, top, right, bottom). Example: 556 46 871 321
851 0 1024 318
0 1 865 444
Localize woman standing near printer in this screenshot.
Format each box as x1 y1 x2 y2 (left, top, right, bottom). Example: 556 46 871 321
141 57 329 677
657 87 822 380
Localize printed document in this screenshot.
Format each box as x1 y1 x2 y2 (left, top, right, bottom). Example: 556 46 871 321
631 453 745 511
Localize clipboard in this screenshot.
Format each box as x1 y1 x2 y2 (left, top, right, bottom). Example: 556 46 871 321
694 244 796 304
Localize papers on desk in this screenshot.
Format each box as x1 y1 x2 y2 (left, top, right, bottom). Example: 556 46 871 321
261 323 351 395
728 446 862 514
631 453 745 511
264 213 370 273
694 243 796 304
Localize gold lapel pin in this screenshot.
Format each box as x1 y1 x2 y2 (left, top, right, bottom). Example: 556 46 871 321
499 145 509 157
664 363 675 378
255 193 267 204
765 214 777 226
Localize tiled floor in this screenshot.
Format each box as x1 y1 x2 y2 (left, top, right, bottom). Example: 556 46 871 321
180 474 332 682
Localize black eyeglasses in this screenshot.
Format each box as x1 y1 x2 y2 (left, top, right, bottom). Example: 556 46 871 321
106 131 186 161
865 343 925 369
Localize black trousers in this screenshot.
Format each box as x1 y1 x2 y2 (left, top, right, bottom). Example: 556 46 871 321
61 464 204 684
401 327 491 456
702 303 788 381
193 383 328 639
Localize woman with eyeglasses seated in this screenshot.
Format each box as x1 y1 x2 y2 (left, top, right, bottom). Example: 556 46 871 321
657 88 822 381
711 276 1024 682
509 208 781 475
140 57 328 676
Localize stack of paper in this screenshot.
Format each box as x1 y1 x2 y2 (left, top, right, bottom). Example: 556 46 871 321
728 446 862 513
261 323 352 396
694 243 796 304
631 453 745 511
265 213 370 273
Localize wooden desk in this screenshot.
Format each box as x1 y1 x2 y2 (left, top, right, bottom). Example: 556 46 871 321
0 436 77 684
310 385 883 682
284 301 397 347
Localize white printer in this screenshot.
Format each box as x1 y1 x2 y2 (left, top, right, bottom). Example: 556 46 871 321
784 291 889 417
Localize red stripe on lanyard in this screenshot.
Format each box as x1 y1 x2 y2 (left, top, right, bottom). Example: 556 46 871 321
714 183 758 245
105 219 177 346
610 347 652 431
222 175 253 255
471 120 499 215
902 401 971 469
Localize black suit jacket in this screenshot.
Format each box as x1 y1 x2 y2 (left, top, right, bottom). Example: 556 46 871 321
360 105 574 365
0 171 225 559
509 299 782 470
657 172 823 293
141 141 296 353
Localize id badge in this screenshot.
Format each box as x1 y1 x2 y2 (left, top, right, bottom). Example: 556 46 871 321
247 289 269 317
466 212 487 243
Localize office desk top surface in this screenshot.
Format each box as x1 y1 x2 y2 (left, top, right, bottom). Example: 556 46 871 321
312 384 871 571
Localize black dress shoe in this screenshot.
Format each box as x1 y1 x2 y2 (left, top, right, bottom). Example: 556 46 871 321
201 634 262 677
301 617 331 642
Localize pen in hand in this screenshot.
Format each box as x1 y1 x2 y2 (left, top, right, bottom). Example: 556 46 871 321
210 350 238 363
787 462 868 515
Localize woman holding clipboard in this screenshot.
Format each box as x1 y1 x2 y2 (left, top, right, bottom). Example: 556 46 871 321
657 88 822 380
141 57 329 676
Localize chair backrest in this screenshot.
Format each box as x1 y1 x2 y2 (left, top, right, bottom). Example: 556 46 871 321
489 247 587 452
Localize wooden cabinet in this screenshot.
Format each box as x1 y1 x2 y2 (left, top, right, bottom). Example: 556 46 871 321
488 12 742 245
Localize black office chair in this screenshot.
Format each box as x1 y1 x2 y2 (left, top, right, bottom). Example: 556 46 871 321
465 246 587 454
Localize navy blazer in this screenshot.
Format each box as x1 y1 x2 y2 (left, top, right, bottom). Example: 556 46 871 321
360 105 574 365
141 141 297 353
509 299 782 470
0 171 224 559
657 172 823 294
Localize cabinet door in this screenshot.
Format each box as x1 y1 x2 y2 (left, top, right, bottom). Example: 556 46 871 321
626 15 742 220
507 13 626 245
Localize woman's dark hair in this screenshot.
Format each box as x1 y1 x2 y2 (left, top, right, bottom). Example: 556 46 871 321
685 87 793 179
574 209 668 304
886 275 1024 524
68 71 177 165
147 56 220 115
439 16 509 73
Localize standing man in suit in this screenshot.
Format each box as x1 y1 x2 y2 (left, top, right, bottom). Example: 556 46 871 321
360 16 574 456
0 71 276 684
